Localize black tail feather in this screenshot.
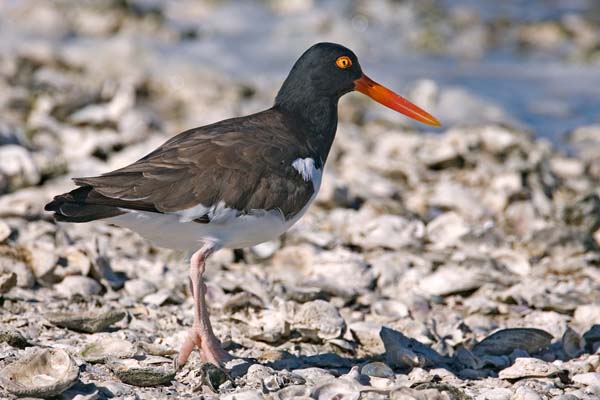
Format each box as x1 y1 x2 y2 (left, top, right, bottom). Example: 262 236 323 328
45 186 125 223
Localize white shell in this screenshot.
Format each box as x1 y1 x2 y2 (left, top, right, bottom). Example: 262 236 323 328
81 337 136 363
0 348 79 397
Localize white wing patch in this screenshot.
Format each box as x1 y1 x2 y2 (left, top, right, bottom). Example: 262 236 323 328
174 200 238 223
175 203 210 222
292 157 322 192
292 157 317 181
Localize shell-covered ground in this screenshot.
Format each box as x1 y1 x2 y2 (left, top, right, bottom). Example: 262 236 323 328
1 1 600 399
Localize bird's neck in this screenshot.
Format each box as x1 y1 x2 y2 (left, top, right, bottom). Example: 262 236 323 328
274 95 339 163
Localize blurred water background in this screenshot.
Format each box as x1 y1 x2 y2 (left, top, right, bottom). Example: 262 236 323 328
0 0 599 147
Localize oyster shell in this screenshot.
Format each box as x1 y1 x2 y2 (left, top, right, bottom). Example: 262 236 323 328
311 379 360 400
361 362 394 379
562 326 585 358
0 330 31 349
0 271 16 294
292 300 346 341
498 357 560 380
380 327 449 369
81 337 136 363
109 358 175 387
0 348 79 397
46 309 126 333
473 328 553 356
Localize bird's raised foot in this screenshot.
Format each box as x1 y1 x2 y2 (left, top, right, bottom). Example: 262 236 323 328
176 325 232 370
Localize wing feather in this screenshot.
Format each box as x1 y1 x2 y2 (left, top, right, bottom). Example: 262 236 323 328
72 110 316 221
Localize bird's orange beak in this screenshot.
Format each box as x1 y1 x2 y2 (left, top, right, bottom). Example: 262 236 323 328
354 74 441 127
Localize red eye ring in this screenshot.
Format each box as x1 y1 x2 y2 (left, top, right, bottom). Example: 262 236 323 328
336 56 352 69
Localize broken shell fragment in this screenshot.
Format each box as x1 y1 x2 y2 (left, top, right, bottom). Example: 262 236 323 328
292 300 346 341
0 348 79 397
46 309 126 333
108 358 175 387
473 328 553 356
498 357 560 380
81 336 136 363
311 379 360 400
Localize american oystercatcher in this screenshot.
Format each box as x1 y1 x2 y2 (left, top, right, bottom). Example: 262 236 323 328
45 42 440 367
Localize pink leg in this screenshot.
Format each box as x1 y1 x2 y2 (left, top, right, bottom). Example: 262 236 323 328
176 245 232 368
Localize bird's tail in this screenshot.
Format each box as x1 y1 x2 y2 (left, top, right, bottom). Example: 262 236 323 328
45 186 124 223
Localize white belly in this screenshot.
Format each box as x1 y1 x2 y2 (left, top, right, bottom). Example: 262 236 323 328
105 203 311 250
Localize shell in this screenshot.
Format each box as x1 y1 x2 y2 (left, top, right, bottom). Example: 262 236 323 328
361 362 395 379
380 326 449 369
472 328 553 356
196 362 230 392
498 357 560 380
109 358 175 387
583 325 600 348
0 220 10 242
0 330 31 349
292 300 346 341
0 348 79 397
0 271 17 294
274 384 311 400
562 326 585 358
81 337 136 363
46 309 126 333
418 265 486 297
311 379 360 400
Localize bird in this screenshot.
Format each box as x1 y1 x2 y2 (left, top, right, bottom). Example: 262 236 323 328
45 42 440 368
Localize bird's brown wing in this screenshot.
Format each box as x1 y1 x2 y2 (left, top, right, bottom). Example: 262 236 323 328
70 112 315 221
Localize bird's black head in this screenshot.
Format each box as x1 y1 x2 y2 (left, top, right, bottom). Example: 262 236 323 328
275 42 441 127
275 42 362 108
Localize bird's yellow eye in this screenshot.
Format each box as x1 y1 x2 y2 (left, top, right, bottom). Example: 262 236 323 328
335 56 352 69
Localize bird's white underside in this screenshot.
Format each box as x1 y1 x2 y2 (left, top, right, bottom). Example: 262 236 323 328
105 157 322 250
